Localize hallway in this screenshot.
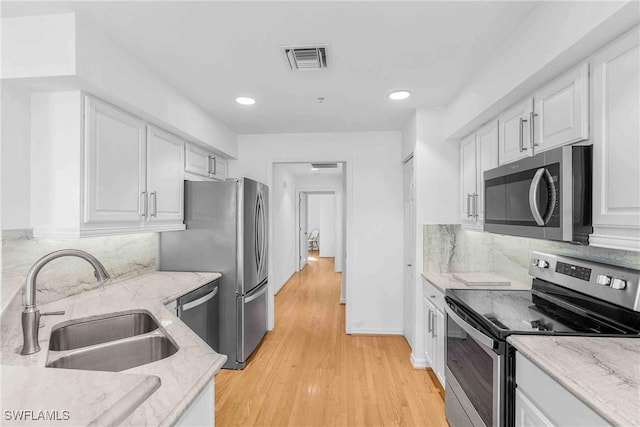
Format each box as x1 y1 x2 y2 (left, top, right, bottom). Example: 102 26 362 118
215 256 447 427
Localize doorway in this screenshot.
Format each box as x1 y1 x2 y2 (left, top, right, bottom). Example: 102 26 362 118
298 190 336 270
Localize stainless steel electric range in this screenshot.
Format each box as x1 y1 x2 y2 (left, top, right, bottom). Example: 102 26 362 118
444 251 640 427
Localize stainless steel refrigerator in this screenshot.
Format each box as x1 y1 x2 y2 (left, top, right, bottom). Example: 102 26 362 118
157 178 268 369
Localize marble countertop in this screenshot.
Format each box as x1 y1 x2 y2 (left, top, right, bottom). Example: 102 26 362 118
422 271 532 292
508 335 640 427
0 271 226 426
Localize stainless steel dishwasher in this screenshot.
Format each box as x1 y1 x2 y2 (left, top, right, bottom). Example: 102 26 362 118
169 279 220 352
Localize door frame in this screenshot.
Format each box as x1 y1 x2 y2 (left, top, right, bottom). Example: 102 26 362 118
268 158 353 333
296 189 336 270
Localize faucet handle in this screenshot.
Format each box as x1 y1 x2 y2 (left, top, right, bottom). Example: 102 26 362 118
41 311 65 316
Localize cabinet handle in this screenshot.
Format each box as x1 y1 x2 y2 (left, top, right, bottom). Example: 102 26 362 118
139 192 147 217
433 314 437 338
473 193 479 218
206 155 212 175
466 193 473 218
211 156 217 176
530 111 538 148
150 191 157 217
427 308 433 333
519 117 528 152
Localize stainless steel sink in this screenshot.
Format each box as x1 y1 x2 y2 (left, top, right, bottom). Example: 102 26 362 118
49 311 159 351
46 310 178 372
46 333 178 372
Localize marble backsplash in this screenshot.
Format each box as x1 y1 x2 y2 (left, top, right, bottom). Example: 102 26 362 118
424 225 640 283
1 230 157 314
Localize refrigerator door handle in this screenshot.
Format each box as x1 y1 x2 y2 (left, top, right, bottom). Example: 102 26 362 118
244 283 268 303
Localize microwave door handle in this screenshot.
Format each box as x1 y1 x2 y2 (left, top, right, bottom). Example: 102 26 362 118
542 168 557 224
529 168 546 226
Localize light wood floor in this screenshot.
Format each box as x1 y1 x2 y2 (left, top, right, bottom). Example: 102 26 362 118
215 255 447 427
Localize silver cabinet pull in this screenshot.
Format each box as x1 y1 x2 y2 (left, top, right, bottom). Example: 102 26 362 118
431 311 436 338
427 308 433 333
433 314 437 338
206 154 212 175
150 191 157 217
139 192 147 217
472 193 479 218
211 156 217 176
530 111 538 148
466 193 472 217
519 117 528 152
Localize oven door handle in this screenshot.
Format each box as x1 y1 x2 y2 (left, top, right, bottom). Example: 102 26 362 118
528 167 556 226
445 305 495 349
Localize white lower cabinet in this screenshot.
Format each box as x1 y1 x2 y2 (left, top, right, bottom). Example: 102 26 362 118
590 26 640 251
31 92 186 237
423 278 445 387
515 353 610 427
176 380 215 427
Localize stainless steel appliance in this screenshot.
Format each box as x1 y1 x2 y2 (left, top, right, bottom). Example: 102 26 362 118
444 251 640 427
168 280 220 352
484 145 592 244
158 178 269 369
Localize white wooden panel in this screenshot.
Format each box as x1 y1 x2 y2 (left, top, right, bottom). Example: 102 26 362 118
84 96 146 224
460 132 477 225
211 156 228 181
499 98 533 164
476 120 499 223
515 389 554 427
592 26 640 249
147 125 184 223
533 63 589 152
185 143 211 178
176 381 214 427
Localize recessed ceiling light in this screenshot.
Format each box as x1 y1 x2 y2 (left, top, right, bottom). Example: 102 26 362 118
236 97 256 105
388 90 412 101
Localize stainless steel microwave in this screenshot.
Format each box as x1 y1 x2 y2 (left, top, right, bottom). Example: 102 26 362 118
483 145 592 244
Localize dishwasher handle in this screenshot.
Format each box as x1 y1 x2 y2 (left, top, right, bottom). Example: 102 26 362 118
181 286 218 312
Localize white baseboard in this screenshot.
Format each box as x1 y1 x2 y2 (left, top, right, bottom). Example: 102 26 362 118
410 353 427 368
349 328 404 335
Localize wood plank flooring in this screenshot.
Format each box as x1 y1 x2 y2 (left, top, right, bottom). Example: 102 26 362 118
215 255 447 427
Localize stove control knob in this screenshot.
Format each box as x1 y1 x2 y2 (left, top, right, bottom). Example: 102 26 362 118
611 278 627 290
596 275 612 286
531 259 539 266
537 260 549 269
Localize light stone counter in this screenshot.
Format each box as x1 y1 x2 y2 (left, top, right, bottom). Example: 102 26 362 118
507 335 640 427
0 271 226 426
422 271 532 293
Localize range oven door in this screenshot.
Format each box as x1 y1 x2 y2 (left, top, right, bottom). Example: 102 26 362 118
445 304 505 427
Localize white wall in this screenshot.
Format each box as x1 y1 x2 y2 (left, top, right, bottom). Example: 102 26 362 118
230 131 403 334
307 193 336 257
444 1 639 139
271 165 297 294
1 84 31 229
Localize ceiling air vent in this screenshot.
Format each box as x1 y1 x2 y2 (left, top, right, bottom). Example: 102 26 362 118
311 163 338 169
283 45 328 71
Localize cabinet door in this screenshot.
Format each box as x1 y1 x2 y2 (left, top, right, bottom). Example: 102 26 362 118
460 132 477 225
211 156 228 181
84 96 146 224
533 63 589 152
515 390 554 427
434 308 446 387
147 126 185 223
423 298 435 367
498 98 533 165
475 120 499 223
185 143 211 178
591 26 640 249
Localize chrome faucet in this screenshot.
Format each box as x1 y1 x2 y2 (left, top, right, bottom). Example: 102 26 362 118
21 249 110 355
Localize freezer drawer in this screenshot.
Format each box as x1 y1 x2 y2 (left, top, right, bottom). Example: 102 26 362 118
237 281 268 363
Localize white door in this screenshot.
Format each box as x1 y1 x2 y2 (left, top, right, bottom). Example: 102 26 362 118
146 125 184 223
592 27 640 233
499 98 533 164
185 143 211 178
459 133 477 225
533 63 589 152
403 157 415 347
476 120 499 223
298 192 308 270
84 96 146 224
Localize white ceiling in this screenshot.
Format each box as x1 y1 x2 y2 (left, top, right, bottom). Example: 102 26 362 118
1 1 539 135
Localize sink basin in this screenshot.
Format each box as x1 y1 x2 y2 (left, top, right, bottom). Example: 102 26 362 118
49 311 159 351
46 334 178 372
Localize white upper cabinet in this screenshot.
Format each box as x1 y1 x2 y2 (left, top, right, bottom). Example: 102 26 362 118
532 63 589 152
460 120 498 228
185 142 228 181
31 93 186 238
84 97 147 224
590 26 640 251
147 125 185 223
498 98 533 164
